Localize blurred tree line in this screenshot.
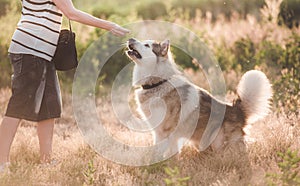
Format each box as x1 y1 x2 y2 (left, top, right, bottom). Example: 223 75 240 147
89 0 300 28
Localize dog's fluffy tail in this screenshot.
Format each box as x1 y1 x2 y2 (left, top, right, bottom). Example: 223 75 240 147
237 70 273 124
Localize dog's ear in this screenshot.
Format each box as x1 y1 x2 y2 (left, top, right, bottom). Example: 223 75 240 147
160 39 170 56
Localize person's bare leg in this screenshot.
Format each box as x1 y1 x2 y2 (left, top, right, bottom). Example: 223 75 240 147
37 119 54 163
0 117 21 164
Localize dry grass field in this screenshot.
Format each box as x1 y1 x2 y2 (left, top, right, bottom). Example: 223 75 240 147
0 0 300 185
0 83 299 186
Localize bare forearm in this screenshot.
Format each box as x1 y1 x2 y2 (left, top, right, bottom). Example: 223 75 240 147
52 0 129 36
67 9 114 31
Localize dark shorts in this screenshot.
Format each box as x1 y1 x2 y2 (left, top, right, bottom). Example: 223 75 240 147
5 53 62 122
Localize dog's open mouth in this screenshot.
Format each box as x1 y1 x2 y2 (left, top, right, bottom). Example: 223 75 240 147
127 44 142 59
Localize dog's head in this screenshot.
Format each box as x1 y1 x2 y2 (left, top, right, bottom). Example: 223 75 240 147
126 38 170 63
126 38 180 86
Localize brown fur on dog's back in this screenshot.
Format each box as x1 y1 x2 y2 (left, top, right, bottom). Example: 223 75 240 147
188 89 246 151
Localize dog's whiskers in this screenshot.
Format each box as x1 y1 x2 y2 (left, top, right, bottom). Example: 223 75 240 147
120 42 128 47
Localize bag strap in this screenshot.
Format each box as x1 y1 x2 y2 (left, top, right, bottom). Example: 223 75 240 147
68 19 72 33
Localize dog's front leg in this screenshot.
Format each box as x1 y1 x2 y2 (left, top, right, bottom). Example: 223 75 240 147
152 128 181 158
152 127 167 145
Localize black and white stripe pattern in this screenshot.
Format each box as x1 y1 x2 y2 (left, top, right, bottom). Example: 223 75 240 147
9 0 62 61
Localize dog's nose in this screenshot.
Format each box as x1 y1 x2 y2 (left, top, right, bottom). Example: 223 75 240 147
128 38 137 44
128 38 137 50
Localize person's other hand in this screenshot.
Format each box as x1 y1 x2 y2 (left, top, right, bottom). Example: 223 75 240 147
110 23 130 36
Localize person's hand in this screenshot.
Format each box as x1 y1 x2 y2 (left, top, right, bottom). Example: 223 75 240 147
110 23 130 37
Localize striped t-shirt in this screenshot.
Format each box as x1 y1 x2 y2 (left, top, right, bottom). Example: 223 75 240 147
9 0 63 61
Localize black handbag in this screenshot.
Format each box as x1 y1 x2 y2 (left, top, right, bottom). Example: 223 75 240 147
52 20 78 71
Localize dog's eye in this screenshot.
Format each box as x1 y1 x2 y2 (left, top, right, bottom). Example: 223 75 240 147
144 44 150 48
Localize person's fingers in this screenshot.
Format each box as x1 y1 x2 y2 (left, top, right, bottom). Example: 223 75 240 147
110 25 130 36
113 28 128 36
111 30 126 36
118 27 130 34
111 29 125 36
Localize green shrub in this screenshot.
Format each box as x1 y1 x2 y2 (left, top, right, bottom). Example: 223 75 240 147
256 41 283 69
0 0 9 17
215 45 236 71
164 166 191 186
136 1 168 20
273 33 300 114
0 0 22 88
83 160 96 185
255 40 284 83
216 35 299 114
266 149 300 186
279 0 300 28
232 38 257 72
171 46 196 71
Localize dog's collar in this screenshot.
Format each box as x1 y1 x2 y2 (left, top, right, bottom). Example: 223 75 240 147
141 79 168 90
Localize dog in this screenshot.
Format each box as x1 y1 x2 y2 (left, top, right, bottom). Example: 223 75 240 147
126 38 272 152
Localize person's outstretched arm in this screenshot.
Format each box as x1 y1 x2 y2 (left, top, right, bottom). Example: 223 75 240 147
52 0 130 36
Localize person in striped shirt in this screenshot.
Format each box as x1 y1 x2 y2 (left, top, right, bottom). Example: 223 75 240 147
0 0 130 170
